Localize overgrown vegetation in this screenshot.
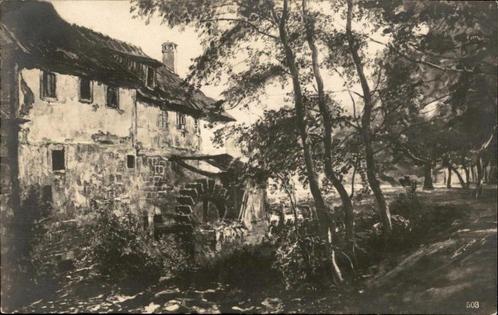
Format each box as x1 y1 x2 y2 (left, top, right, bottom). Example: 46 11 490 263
11 193 191 310
271 220 343 290
80 205 190 284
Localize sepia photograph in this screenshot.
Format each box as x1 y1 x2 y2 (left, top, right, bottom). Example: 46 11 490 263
1 0 496 313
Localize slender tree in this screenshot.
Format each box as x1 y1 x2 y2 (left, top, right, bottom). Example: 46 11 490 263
302 0 354 246
345 0 392 232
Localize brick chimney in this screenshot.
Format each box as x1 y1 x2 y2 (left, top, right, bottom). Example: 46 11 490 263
161 42 177 73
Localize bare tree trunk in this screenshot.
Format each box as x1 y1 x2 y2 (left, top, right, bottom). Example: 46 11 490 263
276 1 329 235
449 164 468 189
475 158 483 199
446 166 452 188
483 159 489 183
489 165 497 184
346 0 392 233
350 158 358 198
464 166 470 186
302 0 354 246
423 162 434 190
474 126 496 195
275 0 343 283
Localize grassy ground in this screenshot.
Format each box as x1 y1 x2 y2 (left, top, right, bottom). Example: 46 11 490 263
19 186 497 314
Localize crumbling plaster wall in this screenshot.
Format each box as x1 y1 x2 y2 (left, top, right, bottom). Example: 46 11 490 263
18 69 135 145
136 100 201 155
18 143 140 217
16 68 202 221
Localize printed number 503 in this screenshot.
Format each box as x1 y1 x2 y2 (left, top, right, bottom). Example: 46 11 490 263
466 301 479 309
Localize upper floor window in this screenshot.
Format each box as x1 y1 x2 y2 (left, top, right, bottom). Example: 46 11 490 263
146 66 155 88
176 112 186 130
41 71 57 99
194 119 200 134
79 78 93 103
158 110 168 129
106 86 119 109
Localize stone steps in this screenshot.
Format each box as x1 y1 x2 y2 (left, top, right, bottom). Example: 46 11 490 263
175 205 192 215
179 188 198 200
176 195 195 206
185 183 203 195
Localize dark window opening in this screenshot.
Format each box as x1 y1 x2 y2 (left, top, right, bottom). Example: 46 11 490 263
41 71 56 99
158 110 168 129
194 119 200 134
146 67 155 88
106 86 119 108
127 155 135 169
176 112 186 130
52 149 65 171
79 78 92 102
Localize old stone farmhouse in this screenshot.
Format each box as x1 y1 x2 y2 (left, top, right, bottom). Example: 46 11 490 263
0 1 267 255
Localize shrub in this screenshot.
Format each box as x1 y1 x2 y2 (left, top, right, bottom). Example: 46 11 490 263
4 184 56 310
181 242 279 291
353 192 469 265
389 191 423 221
388 192 468 246
271 220 334 290
82 204 190 283
390 192 468 235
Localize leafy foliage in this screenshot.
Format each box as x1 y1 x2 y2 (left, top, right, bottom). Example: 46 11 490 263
270 220 334 290
366 1 497 169
82 205 190 282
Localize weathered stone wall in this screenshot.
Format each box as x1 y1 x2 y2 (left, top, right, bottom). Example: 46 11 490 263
136 101 201 155
192 220 268 264
18 143 139 216
18 69 135 145
139 155 202 219
16 67 203 222
17 145 204 226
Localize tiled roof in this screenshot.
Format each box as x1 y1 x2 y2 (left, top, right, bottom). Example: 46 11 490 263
1 1 234 122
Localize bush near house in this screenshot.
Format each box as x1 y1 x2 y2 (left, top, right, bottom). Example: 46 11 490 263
271 220 335 290
81 203 191 283
23 194 192 307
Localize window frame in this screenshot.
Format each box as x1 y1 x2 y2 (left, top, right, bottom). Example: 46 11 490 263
51 148 65 172
40 71 57 100
146 66 155 89
176 112 186 131
158 109 169 129
105 85 120 109
78 77 93 103
127 155 136 169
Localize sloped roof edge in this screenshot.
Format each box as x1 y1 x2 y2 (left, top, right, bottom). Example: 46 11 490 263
1 0 234 122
